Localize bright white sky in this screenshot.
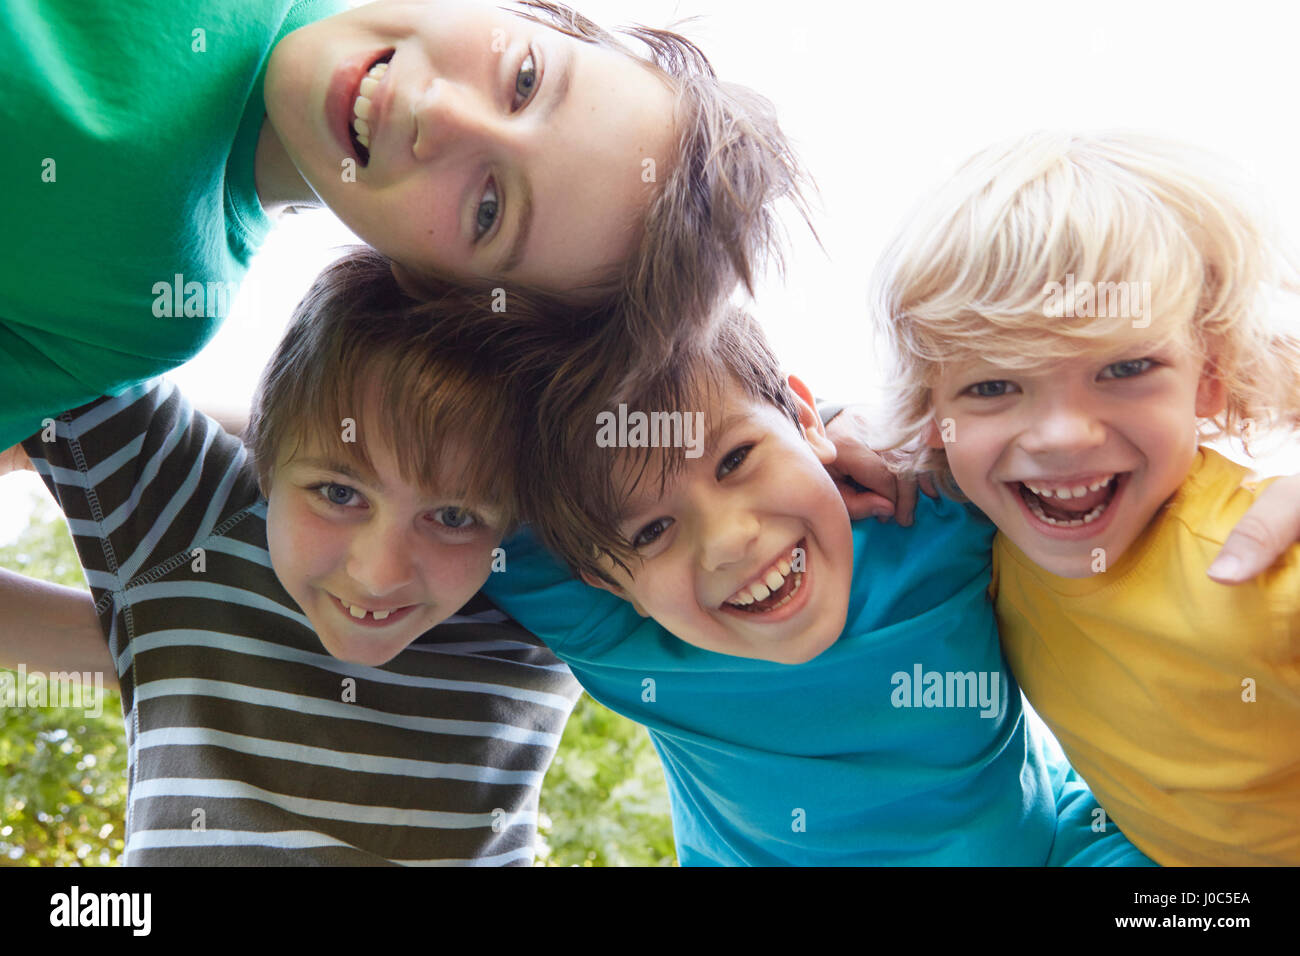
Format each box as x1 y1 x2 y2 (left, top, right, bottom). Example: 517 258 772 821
4 0 1299 542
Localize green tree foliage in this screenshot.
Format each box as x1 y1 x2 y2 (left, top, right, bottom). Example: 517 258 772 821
0 496 127 866
1 494 676 866
537 693 677 866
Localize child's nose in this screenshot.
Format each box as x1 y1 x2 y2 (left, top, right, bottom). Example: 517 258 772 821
411 78 504 162
698 507 761 573
1019 401 1107 454
346 523 417 597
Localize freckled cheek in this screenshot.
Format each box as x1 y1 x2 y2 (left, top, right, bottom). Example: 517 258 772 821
280 503 351 580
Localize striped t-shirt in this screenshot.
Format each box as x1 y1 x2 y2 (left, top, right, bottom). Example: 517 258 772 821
21 379 581 865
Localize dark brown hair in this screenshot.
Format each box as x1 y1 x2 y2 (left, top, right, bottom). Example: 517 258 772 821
503 303 801 587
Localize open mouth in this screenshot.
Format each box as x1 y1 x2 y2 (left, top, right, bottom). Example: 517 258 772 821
347 50 394 167
331 593 416 627
1012 473 1127 532
722 538 807 615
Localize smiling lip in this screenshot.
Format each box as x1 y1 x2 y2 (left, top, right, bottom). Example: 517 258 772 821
326 49 393 163
329 593 418 628
1006 472 1129 541
717 539 812 625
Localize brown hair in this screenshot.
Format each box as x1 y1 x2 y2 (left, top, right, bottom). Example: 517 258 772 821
428 1 817 368
499 303 801 587
246 247 531 527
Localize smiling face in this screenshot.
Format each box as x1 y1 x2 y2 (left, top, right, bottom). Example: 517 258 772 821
264 0 676 293
264 429 505 667
930 333 1226 578
590 376 854 665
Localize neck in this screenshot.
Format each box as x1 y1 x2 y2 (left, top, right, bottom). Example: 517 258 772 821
254 116 320 216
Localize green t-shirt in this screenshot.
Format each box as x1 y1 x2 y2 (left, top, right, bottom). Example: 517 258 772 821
0 0 344 449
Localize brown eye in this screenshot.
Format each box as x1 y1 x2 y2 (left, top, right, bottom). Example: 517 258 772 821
633 517 672 549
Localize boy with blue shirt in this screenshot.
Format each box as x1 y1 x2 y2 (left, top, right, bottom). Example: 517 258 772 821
484 305 1153 865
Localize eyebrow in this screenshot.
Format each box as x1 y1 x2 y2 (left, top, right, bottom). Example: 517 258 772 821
614 412 753 527
703 413 751 460
293 458 383 493
498 45 574 275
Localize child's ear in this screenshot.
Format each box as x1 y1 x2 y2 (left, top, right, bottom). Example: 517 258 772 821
579 570 649 617
786 374 836 464
1195 365 1228 418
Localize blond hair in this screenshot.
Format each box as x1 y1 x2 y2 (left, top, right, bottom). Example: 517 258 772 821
870 130 1300 485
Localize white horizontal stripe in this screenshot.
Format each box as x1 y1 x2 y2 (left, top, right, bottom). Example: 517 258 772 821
130 776 532 829
135 676 563 747
408 638 545 655
128 625 575 710
442 609 509 624
67 380 163 436
197 534 273 568
399 845 537 866
135 726 547 786
127 826 535 866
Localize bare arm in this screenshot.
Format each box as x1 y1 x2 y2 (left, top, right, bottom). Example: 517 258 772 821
0 569 118 688
0 442 33 476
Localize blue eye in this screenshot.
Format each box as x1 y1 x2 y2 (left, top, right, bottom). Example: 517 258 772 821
966 381 1014 398
436 506 478 530
1101 358 1155 379
632 517 672 550
474 179 500 239
512 53 537 109
315 483 360 507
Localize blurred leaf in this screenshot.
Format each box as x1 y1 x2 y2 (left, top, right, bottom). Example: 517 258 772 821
0 499 126 866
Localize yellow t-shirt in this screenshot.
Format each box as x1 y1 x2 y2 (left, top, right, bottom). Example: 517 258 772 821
992 447 1300 865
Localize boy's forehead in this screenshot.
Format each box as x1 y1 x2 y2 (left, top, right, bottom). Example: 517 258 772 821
942 325 1190 377
275 424 475 498
610 390 784 518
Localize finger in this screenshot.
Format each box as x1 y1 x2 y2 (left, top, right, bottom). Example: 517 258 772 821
838 485 895 521
835 449 899 504
1207 477 1300 583
918 472 941 499
894 477 919 527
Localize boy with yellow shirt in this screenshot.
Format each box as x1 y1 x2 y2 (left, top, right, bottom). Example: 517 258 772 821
869 131 1300 865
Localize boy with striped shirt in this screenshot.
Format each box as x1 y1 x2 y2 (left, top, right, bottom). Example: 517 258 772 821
7 249 580 865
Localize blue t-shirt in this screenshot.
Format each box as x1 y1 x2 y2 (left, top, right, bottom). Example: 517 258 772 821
486 494 1150 865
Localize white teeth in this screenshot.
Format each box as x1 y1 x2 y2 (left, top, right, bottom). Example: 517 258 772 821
342 600 398 621
728 570 804 613
351 61 389 145
1024 474 1115 499
726 545 805 607
1024 491 1109 528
